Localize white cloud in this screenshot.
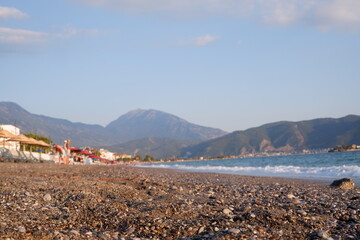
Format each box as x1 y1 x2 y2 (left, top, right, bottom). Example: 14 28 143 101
177 34 219 47
193 35 219 46
314 0 360 31
0 7 28 20
0 27 47 45
73 0 360 31
54 26 102 38
259 0 305 26
0 26 102 54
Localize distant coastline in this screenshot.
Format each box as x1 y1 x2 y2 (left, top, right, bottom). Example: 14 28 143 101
329 144 360 152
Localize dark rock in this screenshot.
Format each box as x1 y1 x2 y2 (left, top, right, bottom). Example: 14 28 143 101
330 178 355 190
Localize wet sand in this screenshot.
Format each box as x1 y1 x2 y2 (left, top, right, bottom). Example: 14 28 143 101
0 163 359 239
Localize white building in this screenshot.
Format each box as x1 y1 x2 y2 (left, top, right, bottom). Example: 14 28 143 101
0 125 20 135
0 124 20 150
99 149 117 160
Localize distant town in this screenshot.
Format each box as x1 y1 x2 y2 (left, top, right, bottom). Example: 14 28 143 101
329 144 360 152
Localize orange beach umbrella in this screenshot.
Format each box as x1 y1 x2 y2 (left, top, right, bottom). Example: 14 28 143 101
0 129 16 148
7 134 35 144
0 129 16 139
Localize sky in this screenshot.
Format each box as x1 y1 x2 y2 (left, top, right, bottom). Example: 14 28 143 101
1 0 360 132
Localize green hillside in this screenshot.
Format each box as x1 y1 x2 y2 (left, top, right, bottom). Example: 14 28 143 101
182 115 360 158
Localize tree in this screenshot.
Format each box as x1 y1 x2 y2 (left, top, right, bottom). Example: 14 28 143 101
144 155 155 162
25 133 52 144
24 133 52 152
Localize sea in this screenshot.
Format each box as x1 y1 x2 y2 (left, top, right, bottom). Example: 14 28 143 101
138 151 360 184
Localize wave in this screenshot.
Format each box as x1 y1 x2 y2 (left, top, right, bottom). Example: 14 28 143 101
140 164 360 180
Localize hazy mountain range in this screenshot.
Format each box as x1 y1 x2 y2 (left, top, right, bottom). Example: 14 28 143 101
0 101 226 146
1 101 359 159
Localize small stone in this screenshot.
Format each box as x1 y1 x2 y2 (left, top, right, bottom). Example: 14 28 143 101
223 209 232 215
316 230 332 239
111 232 119 239
98 233 110 239
286 194 295 199
18 226 26 233
69 230 80 235
330 178 355 190
61 207 69 212
297 210 307 216
198 226 205 234
228 228 241 234
43 194 52 201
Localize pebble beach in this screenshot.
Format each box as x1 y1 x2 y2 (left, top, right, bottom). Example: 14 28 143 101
0 163 359 240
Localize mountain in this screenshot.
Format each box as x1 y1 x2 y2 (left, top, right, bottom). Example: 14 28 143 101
0 102 226 147
2 102 359 159
106 109 227 142
0 102 114 146
106 137 199 159
181 115 360 158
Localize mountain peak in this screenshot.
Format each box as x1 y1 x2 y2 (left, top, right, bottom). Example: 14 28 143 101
106 109 227 142
0 101 28 113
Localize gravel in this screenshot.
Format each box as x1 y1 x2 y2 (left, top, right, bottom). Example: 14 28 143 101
0 162 359 239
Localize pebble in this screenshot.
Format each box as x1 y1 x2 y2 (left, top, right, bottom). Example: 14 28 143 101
316 230 333 240
297 210 307 216
69 230 80 235
287 194 296 199
18 226 26 233
43 193 51 201
223 208 232 215
0 163 359 240
228 228 241 234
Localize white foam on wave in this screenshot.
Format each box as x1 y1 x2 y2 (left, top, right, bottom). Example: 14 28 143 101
140 164 360 180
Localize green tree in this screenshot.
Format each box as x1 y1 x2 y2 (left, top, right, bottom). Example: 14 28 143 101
144 155 155 161
25 133 52 144
24 133 52 152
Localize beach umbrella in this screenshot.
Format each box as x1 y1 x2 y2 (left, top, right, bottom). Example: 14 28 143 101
7 134 33 143
34 139 50 147
0 129 16 149
70 147 81 153
7 134 38 151
0 129 16 139
80 150 92 155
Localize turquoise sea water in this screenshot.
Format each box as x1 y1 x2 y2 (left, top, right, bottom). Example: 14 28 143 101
139 151 360 183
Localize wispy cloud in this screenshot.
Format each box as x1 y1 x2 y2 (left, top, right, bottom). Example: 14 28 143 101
0 7 28 20
54 26 102 38
0 27 47 45
73 0 360 31
192 35 219 46
177 34 219 47
0 26 102 54
314 0 360 31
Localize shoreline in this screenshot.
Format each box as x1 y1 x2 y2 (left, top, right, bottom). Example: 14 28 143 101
0 162 359 239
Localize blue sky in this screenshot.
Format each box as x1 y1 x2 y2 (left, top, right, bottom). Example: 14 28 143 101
1 0 360 132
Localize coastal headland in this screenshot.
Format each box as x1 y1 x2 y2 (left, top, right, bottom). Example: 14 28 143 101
0 163 359 239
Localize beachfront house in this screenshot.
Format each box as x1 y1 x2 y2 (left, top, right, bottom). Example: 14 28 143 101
0 124 53 162
100 149 117 161
0 124 20 151
114 153 132 160
100 149 133 161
